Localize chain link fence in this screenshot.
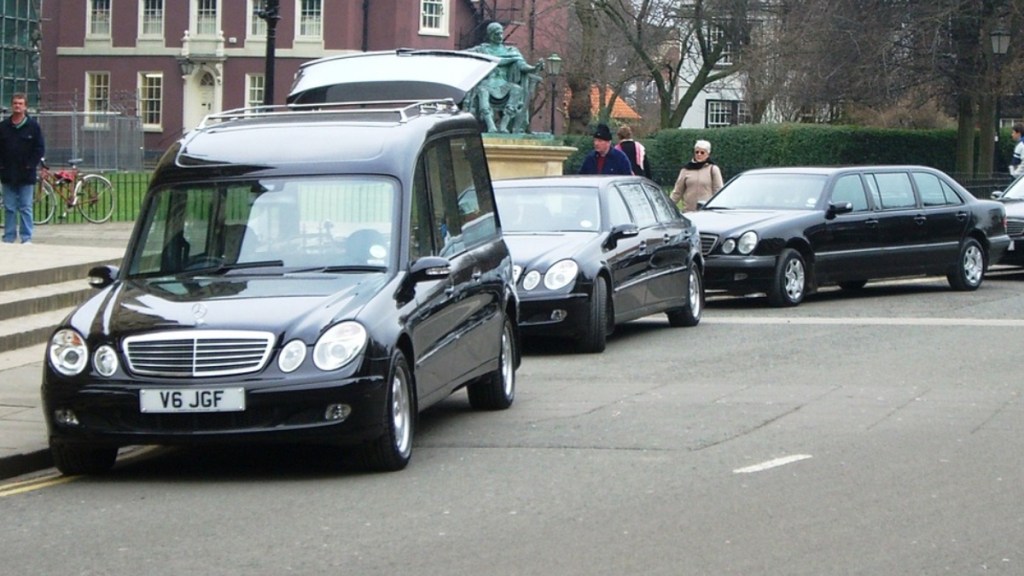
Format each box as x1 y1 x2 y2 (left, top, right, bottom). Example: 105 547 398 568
35 111 143 172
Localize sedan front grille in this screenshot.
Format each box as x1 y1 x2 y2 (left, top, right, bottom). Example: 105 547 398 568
699 233 719 255
1007 219 1024 238
123 330 275 377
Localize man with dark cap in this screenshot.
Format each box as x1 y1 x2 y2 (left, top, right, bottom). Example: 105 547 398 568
578 123 632 175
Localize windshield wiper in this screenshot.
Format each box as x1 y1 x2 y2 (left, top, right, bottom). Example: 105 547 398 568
188 260 285 276
701 205 732 210
291 265 388 273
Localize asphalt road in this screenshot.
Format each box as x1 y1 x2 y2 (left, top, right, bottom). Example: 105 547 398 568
3 270 1023 575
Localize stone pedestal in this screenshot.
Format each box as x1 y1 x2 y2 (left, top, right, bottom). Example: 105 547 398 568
483 135 578 180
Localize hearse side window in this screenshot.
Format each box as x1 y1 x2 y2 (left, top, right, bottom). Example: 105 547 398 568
830 174 870 211
423 136 497 258
618 183 657 228
869 172 917 209
912 172 964 207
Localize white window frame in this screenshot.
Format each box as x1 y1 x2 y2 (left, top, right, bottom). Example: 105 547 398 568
297 0 322 38
246 74 266 108
139 0 164 37
85 71 111 128
139 72 164 131
419 0 449 36
195 0 219 37
706 100 731 127
249 0 268 38
708 25 734 67
88 0 112 37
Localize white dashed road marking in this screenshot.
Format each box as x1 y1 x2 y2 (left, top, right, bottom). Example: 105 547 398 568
733 454 813 474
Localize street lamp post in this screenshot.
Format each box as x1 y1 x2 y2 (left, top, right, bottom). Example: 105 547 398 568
991 28 1010 173
547 53 562 135
258 0 281 106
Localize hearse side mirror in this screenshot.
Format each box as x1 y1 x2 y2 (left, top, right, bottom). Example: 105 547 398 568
408 256 452 283
991 189 1005 199
87 265 119 289
604 223 639 249
826 201 854 220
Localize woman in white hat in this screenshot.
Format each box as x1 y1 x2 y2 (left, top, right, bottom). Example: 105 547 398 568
670 139 723 212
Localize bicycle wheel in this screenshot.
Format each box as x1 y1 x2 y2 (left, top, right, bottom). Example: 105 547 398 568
33 180 56 225
76 174 116 223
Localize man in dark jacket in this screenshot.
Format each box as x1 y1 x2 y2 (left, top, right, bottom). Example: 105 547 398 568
1 92 46 244
578 123 632 175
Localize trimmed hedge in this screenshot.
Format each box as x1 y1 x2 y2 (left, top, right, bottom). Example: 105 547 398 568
562 123 1016 190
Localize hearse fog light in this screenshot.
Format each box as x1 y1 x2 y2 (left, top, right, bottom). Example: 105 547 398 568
278 339 307 373
544 260 579 290
721 239 736 254
522 270 541 291
324 403 352 422
737 231 759 255
54 409 79 426
93 345 119 377
313 322 367 371
49 329 88 376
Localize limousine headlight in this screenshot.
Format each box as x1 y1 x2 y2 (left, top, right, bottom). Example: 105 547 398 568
737 231 759 255
49 328 88 376
313 322 367 371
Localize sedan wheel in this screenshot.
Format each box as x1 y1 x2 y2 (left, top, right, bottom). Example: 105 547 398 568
359 350 414 471
947 237 985 291
768 248 806 307
667 265 703 327
467 317 516 410
577 279 609 353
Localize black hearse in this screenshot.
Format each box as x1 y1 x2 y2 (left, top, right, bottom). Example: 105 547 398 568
42 50 519 474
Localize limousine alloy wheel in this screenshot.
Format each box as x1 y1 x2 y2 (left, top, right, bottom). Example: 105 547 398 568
768 249 807 307
467 317 517 410
947 237 985 291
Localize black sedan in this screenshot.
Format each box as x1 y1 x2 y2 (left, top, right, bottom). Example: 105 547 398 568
492 175 704 353
991 174 1024 266
687 166 1010 307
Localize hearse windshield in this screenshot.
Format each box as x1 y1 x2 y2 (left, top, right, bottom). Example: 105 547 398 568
127 176 397 277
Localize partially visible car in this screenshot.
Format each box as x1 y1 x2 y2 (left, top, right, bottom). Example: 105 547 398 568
41 50 519 476
492 175 704 353
990 174 1024 266
687 166 1010 307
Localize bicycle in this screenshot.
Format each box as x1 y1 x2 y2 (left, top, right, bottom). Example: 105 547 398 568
33 158 116 224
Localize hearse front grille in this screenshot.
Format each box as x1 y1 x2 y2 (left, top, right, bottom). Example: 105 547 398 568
124 331 275 377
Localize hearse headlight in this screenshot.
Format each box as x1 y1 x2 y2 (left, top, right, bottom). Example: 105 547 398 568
278 339 308 373
49 329 88 376
737 231 759 255
522 270 541 291
313 322 367 371
93 345 119 377
544 260 579 290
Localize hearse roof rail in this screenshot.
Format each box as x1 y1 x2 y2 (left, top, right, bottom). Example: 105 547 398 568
197 99 461 129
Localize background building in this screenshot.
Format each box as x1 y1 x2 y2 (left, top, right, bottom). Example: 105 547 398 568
0 0 41 107
38 1 556 165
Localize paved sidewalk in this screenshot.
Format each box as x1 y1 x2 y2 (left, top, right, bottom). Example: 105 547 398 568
0 221 133 479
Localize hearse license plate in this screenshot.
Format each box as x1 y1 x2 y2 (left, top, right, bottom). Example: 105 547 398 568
140 388 246 413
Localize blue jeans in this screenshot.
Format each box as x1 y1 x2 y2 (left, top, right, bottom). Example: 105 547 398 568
2 183 34 243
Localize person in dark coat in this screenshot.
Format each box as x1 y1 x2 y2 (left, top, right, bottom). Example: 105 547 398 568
615 124 652 178
0 92 46 244
578 123 632 175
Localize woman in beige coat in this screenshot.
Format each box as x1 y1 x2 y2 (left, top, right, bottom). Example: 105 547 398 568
670 139 723 212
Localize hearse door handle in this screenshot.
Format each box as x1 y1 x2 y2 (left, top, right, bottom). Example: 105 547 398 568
638 240 648 253
865 218 879 228
914 214 927 225
956 211 969 222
